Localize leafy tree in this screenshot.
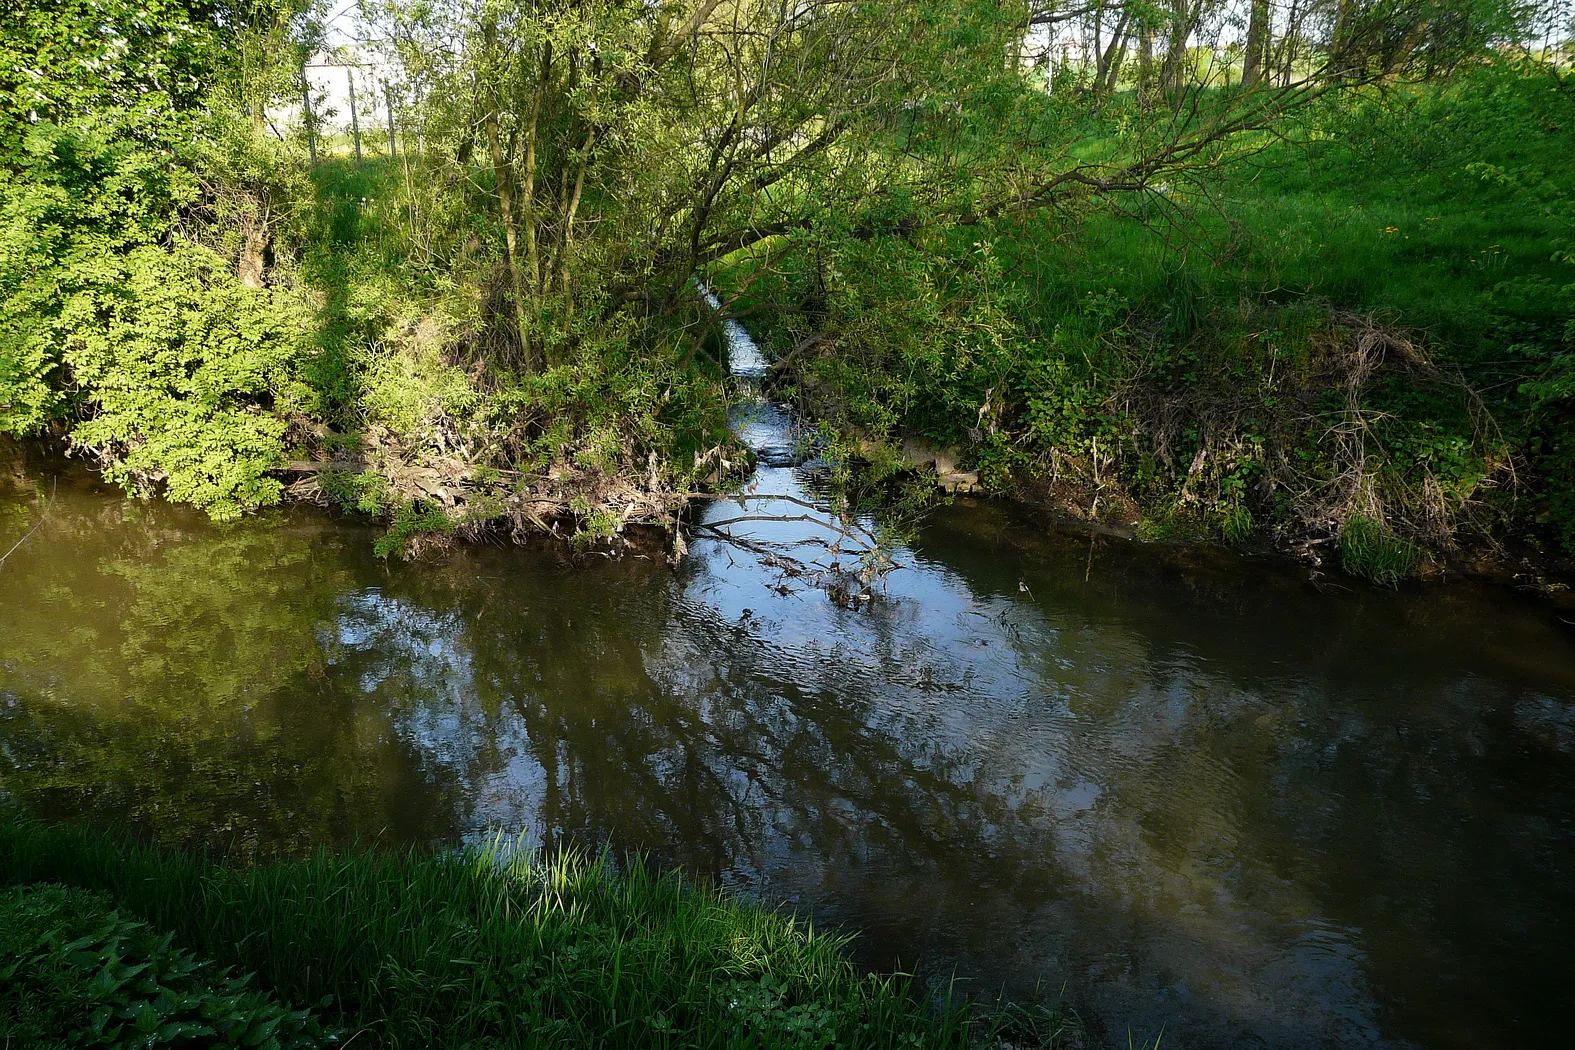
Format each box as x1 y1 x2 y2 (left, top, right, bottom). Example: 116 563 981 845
0 1 320 519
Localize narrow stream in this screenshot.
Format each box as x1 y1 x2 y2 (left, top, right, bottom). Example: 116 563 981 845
1 308 1572 1049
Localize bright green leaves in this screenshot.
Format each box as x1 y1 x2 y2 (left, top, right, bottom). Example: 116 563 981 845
0 2 319 521
1 129 313 522
0 315 58 435
0 1 223 163
61 246 312 521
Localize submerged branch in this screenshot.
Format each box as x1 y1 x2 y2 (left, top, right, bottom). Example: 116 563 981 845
0 478 55 574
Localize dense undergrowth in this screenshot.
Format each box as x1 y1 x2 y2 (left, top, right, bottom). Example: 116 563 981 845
715 60 1575 582
0 1 736 555
277 158 735 555
0 816 1077 1049
1 883 329 1048
4 1 1570 581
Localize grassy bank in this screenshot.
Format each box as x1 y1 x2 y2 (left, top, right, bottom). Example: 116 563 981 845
0 816 1076 1049
714 61 1575 584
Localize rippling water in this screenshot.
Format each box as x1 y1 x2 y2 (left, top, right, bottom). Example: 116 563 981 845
3 353 1574 1049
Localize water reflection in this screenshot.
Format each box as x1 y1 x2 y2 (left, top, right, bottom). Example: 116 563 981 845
2 440 1574 1049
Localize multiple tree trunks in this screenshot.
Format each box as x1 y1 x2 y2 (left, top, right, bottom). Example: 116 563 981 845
1025 0 1486 94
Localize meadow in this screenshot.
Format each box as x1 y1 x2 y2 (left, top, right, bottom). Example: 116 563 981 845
719 60 1575 582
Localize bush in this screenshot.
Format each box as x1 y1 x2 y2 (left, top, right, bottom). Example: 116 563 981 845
0 4 320 521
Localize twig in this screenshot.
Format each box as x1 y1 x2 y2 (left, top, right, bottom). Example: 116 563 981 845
0 477 56 573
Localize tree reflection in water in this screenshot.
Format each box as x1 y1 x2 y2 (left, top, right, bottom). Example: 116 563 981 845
3 448 1575 1050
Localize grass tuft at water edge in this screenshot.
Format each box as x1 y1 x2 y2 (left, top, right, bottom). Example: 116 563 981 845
0 815 1080 1048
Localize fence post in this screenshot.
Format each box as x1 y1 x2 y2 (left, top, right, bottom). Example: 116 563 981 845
348 69 363 164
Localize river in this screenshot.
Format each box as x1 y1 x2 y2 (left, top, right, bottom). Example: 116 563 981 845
1 307 1572 1049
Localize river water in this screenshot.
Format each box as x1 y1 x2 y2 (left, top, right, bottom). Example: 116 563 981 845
1 311 1573 1049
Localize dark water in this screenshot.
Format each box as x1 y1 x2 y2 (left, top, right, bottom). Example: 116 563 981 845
3 416 1575 1049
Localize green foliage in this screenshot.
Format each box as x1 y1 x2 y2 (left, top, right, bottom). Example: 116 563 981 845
58 245 315 520
1339 515 1422 588
318 470 392 515
0 0 1564 566
719 55 1575 578
0 815 1077 1049
373 500 457 559
1216 60 1575 546
0 1 321 520
0 882 333 1048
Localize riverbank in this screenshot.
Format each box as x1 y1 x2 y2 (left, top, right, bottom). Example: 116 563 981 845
709 62 1575 588
0 816 1079 1049
6 452 1575 1048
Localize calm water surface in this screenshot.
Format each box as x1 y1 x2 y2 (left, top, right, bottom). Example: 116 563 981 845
3 379 1574 1050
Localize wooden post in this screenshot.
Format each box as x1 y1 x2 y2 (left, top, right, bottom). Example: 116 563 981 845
347 69 362 164
383 81 397 157
301 70 318 167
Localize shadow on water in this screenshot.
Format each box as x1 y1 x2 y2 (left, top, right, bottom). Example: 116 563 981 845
3 432 1575 1048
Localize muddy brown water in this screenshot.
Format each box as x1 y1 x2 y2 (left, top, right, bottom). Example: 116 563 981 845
2 306 1573 1049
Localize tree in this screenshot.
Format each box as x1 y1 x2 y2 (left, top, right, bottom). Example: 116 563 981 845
0 0 326 519
1242 0 1271 85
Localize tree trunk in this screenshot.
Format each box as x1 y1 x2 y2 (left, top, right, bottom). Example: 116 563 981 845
520 41 552 338
1331 0 1355 79
1100 15 1132 94
239 213 270 289
300 70 317 166
1160 0 1197 94
556 127 596 298
1139 25 1155 95
482 19 535 371
1278 0 1302 86
347 70 362 164
1242 0 1269 87
383 81 398 157
1089 4 1105 92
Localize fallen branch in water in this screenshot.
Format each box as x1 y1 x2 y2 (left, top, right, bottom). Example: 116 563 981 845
688 492 902 604
0 478 55 573
684 492 885 548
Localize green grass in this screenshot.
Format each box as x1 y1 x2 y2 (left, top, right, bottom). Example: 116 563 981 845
716 62 1575 580
0 816 1078 1049
1074 73 1572 361
1338 514 1424 588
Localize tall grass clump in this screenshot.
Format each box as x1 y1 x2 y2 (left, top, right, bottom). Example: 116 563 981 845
1338 515 1423 588
0 816 1077 1049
